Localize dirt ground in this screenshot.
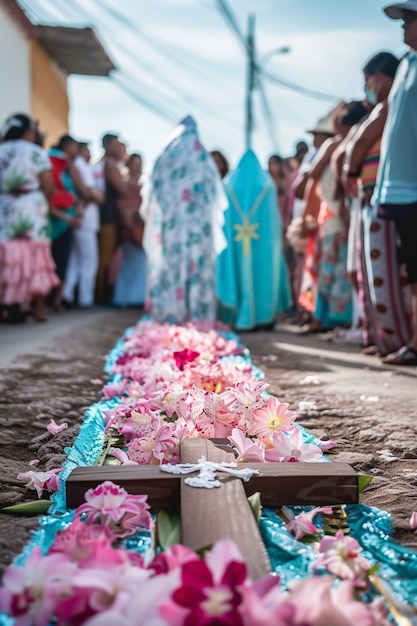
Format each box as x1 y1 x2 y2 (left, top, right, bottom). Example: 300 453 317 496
0 309 416 578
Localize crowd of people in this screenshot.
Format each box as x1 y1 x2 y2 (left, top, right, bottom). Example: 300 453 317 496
0 122 145 323
0 0 415 367
281 0 417 367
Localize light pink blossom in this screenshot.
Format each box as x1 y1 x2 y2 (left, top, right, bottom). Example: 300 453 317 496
318 439 338 451
75 481 153 538
250 396 297 439
314 529 371 585
102 379 128 399
49 516 116 564
0 547 76 626
227 428 265 462
47 419 68 435
265 429 323 463
284 506 333 540
286 576 390 625
17 468 62 498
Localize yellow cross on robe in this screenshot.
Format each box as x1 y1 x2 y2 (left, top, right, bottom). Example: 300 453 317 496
233 217 260 256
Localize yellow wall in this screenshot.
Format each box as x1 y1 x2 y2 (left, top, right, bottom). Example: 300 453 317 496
30 39 69 148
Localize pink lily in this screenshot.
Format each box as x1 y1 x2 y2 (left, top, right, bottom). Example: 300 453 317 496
0 547 76 626
49 516 116 563
173 349 200 371
227 428 265 462
314 529 371 585
284 506 333 540
75 481 153 538
47 419 68 435
286 576 390 625
17 468 62 498
107 448 140 466
160 539 248 626
250 396 297 439
102 379 128 399
265 429 323 463
318 439 338 452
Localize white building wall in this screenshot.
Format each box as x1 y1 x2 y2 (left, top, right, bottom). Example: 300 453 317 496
0 7 30 126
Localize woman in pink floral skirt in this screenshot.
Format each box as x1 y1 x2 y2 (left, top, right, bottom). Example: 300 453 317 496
0 113 58 322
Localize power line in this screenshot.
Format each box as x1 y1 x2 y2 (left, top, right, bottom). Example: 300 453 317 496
110 75 179 125
66 0 241 138
214 0 248 50
213 0 341 103
260 67 340 102
93 0 221 82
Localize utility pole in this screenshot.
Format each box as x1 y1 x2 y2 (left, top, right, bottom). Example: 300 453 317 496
245 13 256 150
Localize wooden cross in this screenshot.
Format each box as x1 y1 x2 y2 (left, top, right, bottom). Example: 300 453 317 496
66 438 358 580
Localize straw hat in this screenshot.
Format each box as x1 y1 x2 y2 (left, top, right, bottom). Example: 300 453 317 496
307 111 335 136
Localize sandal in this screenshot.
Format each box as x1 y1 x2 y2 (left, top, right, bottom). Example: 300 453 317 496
382 346 417 366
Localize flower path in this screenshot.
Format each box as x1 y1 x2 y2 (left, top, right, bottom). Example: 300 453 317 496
1 313 417 624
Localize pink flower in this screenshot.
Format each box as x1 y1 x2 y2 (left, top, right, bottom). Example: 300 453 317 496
265 429 323 463
286 576 390 625
0 547 76 626
82 571 179 626
284 506 333 540
314 529 371 585
227 428 265 462
149 544 198 575
75 481 153 538
410 512 417 529
173 349 200 371
318 439 338 452
102 379 127 399
239 576 292 626
107 448 140 466
17 468 62 498
47 419 68 435
250 396 297 439
49 517 116 564
161 542 248 626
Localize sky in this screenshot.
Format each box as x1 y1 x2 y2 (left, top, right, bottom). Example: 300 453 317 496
19 0 407 171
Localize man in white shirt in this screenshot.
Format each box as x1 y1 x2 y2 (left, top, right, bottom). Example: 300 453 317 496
63 143 103 307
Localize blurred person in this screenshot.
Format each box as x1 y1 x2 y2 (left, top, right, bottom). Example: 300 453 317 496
96 133 137 304
48 134 82 312
297 109 340 318
211 150 230 179
62 142 104 308
143 115 228 322
300 100 369 334
342 52 408 355
268 154 290 230
216 149 291 330
112 153 146 308
372 0 417 365
0 113 58 323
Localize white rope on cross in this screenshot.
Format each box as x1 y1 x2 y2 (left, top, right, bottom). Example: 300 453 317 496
160 455 260 489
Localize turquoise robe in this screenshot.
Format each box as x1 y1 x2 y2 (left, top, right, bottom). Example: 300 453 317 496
216 150 291 330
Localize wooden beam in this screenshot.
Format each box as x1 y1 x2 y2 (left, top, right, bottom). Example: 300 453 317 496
179 438 271 580
66 465 180 510
66 456 358 509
